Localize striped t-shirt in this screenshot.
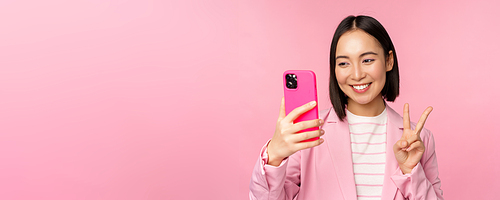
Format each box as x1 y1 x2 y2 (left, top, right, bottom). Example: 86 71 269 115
346 108 387 200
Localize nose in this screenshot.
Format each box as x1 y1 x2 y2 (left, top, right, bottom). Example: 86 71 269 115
351 63 365 81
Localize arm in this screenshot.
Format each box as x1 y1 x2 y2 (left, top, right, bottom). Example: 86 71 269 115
249 99 324 200
391 131 444 200
249 141 301 200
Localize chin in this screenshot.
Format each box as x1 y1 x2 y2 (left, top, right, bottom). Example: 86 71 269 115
349 96 376 105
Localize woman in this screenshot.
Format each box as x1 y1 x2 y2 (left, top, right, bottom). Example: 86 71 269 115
249 15 443 200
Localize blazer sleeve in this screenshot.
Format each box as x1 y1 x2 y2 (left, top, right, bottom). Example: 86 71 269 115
249 140 301 200
391 130 444 200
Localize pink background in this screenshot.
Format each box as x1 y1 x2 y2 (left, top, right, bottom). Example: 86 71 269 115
1 0 499 199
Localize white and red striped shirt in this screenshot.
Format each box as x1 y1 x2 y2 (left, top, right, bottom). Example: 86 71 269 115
346 108 387 200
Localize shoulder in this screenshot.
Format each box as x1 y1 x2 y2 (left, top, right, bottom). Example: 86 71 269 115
418 126 434 145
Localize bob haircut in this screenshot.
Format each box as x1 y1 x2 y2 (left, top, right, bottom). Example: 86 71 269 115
329 15 400 121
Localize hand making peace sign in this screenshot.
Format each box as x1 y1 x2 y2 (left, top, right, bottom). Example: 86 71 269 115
393 103 433 174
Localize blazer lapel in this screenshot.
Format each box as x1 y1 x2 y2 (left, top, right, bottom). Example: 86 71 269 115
322 108 357 200
381 106 404 199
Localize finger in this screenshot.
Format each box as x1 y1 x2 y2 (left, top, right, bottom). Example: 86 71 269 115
287 119 323 134
283 101 317 123
393 140 408 152
405 134 420 146
294 138 324 151
403 103 411 130
406 140 424 152
414 106 433 135
278 97 286 120
289 129 325 143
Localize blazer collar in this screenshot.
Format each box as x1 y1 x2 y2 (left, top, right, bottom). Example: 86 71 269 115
321 105 404 200
381 105 403 199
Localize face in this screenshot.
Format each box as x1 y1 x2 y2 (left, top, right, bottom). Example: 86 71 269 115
335 29 393 107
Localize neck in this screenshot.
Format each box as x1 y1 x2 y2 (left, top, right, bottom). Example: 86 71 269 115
347 95 386 117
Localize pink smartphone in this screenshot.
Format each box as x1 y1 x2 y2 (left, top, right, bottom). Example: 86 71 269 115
283 70 319 142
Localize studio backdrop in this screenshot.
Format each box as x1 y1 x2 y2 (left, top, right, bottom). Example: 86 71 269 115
0 0 499 199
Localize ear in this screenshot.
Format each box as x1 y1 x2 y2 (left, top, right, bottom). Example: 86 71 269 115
386 50 394 72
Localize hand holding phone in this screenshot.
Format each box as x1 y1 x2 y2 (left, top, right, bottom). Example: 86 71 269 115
266 70 325 166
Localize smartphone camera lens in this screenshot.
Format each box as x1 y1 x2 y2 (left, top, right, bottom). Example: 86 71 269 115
285 74 298 89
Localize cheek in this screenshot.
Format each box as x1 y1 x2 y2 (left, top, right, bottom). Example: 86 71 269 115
379 75 387 87
371 69 387 91
370 63 388 82
335 68 347 84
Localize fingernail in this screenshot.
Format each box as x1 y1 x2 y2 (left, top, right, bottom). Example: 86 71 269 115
309 101 316 106
320 129 325 134
319 119 324 125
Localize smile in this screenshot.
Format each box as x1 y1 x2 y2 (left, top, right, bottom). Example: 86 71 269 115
352 83 371 90
351 83 371 93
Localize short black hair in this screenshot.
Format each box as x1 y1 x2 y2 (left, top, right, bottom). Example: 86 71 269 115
329 15 400 121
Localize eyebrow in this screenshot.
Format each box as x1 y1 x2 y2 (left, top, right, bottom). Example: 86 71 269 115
335 51 378 60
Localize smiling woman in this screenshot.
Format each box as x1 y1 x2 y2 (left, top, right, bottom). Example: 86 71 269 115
330 16 399 120
249 15 443 200
334 30 394 117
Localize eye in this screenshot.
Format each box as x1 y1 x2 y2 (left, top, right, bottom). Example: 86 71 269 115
338 62 349 67
362 59 375 63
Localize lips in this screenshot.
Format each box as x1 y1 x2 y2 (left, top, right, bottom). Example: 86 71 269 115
351 83 371 93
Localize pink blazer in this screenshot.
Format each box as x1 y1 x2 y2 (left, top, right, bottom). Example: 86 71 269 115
249 106 443 200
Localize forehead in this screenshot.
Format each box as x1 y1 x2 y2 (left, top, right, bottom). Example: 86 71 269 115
336 29 383 56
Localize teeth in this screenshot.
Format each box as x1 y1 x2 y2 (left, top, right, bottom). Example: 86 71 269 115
353 84 370 90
